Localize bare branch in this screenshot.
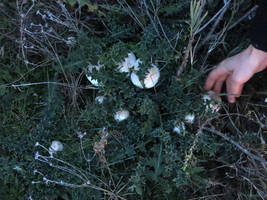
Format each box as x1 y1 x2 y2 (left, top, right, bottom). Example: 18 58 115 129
203 127 267 165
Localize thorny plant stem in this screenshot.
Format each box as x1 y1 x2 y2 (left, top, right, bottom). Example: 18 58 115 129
176 38 194 77
182 122 208 171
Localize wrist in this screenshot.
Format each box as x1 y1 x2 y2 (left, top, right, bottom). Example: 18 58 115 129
248 44 267 72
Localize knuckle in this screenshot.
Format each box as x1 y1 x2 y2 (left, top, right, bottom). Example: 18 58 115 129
231 77 243 84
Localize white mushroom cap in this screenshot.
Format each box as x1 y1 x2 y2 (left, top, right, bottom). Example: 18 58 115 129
203 91 222 113
49 141 63 153
86 74 101 87
95 96 105 104
203 94 212 102
133 58 142 71
185 113 195 124
130 72 143 88
87 63 103 72
86 63 104 86
144 64 160 88
204 91 222 102
66 36 76 46
114 110 129 121
173 122 185 134
131 64 160 89
118 52 142 73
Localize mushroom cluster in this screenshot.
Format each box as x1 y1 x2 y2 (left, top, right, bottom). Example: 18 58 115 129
85 52 160 89
202 91 222 113
118 52 160 89
131 64 160 89
85 52 161 123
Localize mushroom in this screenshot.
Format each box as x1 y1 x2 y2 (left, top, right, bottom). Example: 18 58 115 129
185 113 195 124
131 64 160 89
95 96 105 104
114 110 130 121
86 63 104 87
49 141 63 153
117 52 142 74
203 91 222 113
173 122 185 134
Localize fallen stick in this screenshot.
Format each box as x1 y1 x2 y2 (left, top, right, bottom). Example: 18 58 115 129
203 127 267 165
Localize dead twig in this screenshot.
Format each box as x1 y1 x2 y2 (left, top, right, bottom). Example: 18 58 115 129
195 0 231 34
5 81 97 90
143 0 161 37
228 5 258 31
177 0 207 77
176 38 194 77
199 1 230 48
203 127 267 165
188 193 225 200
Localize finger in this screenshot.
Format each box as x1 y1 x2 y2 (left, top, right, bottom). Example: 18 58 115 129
205 70 218 91
213 74 228 94
226 74 235 103
230 80 244 98
205 67 227 91
226 75 244 103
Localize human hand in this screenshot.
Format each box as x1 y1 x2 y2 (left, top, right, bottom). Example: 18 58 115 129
205 45 267 103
